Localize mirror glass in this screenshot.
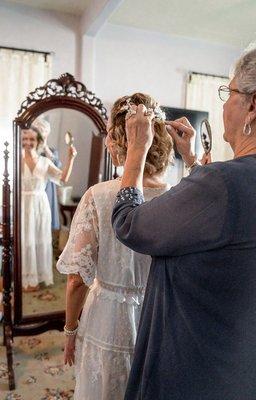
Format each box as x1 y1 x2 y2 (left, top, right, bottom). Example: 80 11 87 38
200 119 212 154
21 108 104 315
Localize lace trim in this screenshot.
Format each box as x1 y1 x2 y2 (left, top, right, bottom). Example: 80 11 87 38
77 334 135 353
75 339 133 389
56 259 95 287
115 187 144 204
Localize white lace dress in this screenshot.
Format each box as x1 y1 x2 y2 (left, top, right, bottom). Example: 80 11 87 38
56 179 168 400
22 156 62 288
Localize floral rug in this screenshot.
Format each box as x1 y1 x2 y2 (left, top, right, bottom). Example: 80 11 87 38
0 329 75 400
22 258 66 316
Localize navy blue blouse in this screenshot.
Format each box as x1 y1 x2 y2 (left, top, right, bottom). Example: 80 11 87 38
112 156 256 400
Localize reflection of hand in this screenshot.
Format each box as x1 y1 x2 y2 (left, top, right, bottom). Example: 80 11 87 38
68 145 77 160
42 137 47 148
125 104 155 152
200 152 212 165
165 117 196 165
64 335 76 366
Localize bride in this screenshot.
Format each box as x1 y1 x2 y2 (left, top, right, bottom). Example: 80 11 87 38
57 93 173 399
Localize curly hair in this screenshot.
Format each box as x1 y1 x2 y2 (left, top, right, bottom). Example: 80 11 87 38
109 93 173 175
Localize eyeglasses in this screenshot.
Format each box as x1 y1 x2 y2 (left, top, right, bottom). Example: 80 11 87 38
218 85 247 102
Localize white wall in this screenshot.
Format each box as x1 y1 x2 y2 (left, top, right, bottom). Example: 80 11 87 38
95 23 241 108
0 2 77 77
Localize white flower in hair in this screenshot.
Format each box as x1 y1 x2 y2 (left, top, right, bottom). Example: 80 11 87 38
119 98 166 121
119 97 132 112
153 106 166 121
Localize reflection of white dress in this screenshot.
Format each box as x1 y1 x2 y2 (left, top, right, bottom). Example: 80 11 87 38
22 156 62 288
57 179 168 400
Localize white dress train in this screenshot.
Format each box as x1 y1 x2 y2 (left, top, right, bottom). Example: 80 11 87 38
57 179 168 400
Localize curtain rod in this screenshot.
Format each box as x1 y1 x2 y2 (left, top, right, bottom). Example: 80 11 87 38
189 71 229 80
0 46 53 61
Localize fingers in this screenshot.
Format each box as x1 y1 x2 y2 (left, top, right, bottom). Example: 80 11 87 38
200 152 212 165
165 117 192 127
165 121 194 137
64 353 75 366
68 354 74 366
165 124 182 142
69 145 77 158
125 104 155 122
64 341 75 366
174 117 192 127
137 104 155 121
125 103 154 133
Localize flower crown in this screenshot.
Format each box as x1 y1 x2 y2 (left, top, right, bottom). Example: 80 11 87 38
119 98 166 121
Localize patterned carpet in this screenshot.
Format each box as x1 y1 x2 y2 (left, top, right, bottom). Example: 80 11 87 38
0 329 75 400
0 259 75 399
0 237 77 399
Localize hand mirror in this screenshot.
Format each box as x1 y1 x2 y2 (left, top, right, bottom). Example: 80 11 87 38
200 119 212 154
65 130 74 146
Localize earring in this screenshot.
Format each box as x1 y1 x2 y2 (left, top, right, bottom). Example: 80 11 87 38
243 121 252 136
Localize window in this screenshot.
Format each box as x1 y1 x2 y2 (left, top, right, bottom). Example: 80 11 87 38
0 48 52 205
186 72 233 162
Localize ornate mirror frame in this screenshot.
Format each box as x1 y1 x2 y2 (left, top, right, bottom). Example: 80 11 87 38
12 73 110 333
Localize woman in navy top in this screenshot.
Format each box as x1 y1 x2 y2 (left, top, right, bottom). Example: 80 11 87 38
112 48 256 399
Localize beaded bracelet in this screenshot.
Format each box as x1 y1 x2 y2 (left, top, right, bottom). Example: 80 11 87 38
185 157 200 173
64 324 79 336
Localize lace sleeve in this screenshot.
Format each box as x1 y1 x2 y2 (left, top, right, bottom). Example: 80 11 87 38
56 187 99 286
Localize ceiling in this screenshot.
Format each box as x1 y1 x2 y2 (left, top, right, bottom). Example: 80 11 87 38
109 0 256 47
3 0 92 15
3 0 256 47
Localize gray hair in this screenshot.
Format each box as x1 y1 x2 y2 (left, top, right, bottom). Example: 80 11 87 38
234 47 256 94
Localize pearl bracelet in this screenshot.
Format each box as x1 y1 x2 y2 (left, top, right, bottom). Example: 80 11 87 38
64 324 79 336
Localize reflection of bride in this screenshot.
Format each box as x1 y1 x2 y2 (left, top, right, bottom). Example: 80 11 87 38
21 126 77 291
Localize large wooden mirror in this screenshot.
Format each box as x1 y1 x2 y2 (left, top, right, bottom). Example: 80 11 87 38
14 73 109 327
3 74 111 389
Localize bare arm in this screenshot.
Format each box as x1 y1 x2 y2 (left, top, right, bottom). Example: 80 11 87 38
65 274 88 331
61 145 77 183
64 274 88 366
56 187 98 366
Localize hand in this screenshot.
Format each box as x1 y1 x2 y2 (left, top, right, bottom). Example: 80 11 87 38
165 117 196 165
200 152 212 165
125 104 155 152
68 145 77 160
64 335 76 366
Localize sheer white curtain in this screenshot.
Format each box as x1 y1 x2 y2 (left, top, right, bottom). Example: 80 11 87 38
186 73 233 162
0 48 52 205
